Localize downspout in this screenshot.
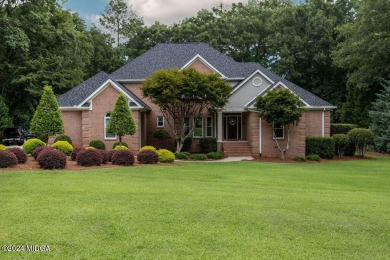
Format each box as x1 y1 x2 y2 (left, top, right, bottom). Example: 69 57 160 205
322 109 325 137
259 117 262 157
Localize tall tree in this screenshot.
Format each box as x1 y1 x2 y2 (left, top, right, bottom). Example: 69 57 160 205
369 80 390 154
333 0 390 126
30 86 64 143
106 93 136 148
255 89 305 159
0 96 12 132
99 0 138 47
142 68 231 152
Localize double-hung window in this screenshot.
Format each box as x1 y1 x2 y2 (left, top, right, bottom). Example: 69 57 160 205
157 116 164 127
193 117 203 138
206 116 213 137
273 122 284 139
104 113 116 139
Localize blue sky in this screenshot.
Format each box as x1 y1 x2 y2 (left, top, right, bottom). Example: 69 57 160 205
63 0 107 26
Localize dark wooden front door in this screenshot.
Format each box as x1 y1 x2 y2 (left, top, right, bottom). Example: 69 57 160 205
224 115 242 140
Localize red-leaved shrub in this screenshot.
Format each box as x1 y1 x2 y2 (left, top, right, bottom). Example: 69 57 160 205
32 147 54 160
7 148 28 164
71 147 86 161
96 149 108 164
108 150 116 162
137 150 159 164
37 150 67 170
111 150 134 166
0 150 18 168
76 149 102 167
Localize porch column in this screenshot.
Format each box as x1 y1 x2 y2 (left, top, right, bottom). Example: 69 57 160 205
216 109 223 151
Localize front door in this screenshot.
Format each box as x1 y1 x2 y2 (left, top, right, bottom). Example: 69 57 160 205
224 115 242 140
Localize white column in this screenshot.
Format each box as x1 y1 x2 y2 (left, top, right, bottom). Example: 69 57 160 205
217 109 223 142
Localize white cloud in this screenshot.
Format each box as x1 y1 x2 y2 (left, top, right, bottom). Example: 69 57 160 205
129 0 248 25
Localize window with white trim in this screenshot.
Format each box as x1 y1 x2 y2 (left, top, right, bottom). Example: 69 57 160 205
157 116 164 127
128 101 138 107
273 122 284 139
104 113 116 139
193 117 203 138
206 116 213 137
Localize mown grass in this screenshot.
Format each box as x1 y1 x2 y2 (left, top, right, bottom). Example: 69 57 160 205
0 156 389 259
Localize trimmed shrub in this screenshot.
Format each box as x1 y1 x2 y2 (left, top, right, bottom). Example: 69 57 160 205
87 146 96 150
330 123 356 136
96 149 108 164
0 144 6 150
348 128 375 158
89 140 105 150
70 147 86 161
153 129 171 148
23 138 45 154
54 134 72 145
293 156 306 162
32 147 54 160
139 145 156 152
137 150 159 164
306 154 321 161
199 137 217 153
7 148 28 164
181 152 191 157
111 150 135 166
175 137 192 152
107 150 116 162
52 141 73 155
0 150 18 168
112 142 128 149
114 145 129 150
190 154 208 160
76 149 102 167
37 150 67 169
332 134 350 158
306 137 335 159
157 149 175 163
207 151 224 160
174 152 189 160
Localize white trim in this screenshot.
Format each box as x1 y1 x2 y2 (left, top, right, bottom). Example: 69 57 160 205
269 82 311 107
232 70 275 94
59 107 91 111
273 121 284 140
322 109 325 137
244 83 273 108
78 79 143 109
206 116 213 137
156 116 164 128
104 113 117 140
181 54 227 79
259 117 262 155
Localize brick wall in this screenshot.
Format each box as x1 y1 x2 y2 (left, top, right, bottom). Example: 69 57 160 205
305 110 331 137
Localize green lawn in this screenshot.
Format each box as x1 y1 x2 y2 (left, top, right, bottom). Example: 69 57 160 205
1 156 390 259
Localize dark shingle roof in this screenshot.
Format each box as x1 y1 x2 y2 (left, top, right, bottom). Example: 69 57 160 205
58 43 334 108
57 71 149 109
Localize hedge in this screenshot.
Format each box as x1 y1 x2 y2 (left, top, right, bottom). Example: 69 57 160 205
330 123 356 136
199 137 217 153
305 137 335 159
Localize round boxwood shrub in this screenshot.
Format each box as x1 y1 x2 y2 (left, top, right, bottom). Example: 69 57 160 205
0 144 6 150
199 137 217 153
190 154 208 160
7 148 28 164
112 142 128 149
306 154 321 161
96 149 108 164
114 145 129 150
137 150 159 164
348 128 375 158
23 138 45 154
174 152 189 160
70 147 85 161
37 150 67 169
54 134 72 145
111 150 135 166
32 147 54 160
0 150 18 168
76 149 102 167
107 149 116 162
207 151 224 160
89 140 106 150
293 156 306 162
139 145 156 152
332 134 350 158
157 149 175 163
52 141 73 155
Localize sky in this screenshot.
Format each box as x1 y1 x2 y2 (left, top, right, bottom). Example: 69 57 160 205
62 0 250 26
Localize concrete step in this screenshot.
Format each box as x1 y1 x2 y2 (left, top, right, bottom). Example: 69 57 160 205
222 141 252 157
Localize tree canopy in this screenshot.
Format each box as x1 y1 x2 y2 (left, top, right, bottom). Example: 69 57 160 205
142 68 231 152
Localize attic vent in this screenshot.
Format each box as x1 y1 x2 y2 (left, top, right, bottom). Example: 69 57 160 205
252 77 263 87
128 101 137 107
81 102 91 108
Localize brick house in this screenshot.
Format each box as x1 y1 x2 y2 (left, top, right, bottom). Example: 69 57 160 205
57 43 335 158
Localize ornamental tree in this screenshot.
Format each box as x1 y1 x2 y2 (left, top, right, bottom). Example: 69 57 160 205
30 86 64 143
106 93 136 149
369 80 390 154
142 68 231 152
255 89 305 159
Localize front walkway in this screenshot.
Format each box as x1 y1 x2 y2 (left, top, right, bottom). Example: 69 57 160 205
177 156 254 163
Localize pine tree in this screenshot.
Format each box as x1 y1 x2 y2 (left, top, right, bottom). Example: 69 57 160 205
30 86 64 143
106 93 136 149
369 80 390 153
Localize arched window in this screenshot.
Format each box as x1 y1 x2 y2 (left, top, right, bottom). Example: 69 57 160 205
104 113 116 140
